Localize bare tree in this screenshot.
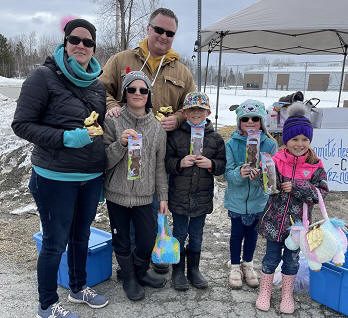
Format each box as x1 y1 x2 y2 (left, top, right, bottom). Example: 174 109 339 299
94 0 159 52
37 34 61 61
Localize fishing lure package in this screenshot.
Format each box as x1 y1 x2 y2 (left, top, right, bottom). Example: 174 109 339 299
245 130 261 168
190 126 205 156
127 133 142 180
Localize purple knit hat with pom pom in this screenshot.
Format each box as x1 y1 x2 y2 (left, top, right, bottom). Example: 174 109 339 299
282 102 313 144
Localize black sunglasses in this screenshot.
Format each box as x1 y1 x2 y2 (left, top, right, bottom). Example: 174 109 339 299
126 87 149 95
240 116 261 123
149 24 175 37
66 35 95 48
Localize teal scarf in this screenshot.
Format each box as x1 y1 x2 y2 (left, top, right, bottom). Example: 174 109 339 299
53 44 101 87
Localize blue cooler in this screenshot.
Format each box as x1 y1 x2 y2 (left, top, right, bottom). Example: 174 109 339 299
33 227 112 289
309 233 348 316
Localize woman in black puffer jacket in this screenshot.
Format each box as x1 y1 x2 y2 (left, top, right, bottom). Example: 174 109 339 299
11 18 108 318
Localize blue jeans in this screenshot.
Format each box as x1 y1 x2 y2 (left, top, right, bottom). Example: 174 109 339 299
262 240 300 275
29 170 103 309
229 214 259 264
172 213 207 253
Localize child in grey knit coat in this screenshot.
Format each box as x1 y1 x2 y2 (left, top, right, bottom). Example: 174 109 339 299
103 71 168 301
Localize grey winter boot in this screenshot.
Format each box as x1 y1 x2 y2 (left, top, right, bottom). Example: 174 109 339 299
133 253 167 288
152 262 170 274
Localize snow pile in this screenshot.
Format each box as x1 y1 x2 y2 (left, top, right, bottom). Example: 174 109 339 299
0 93 32 214
0 94 29 155
0 76 24 87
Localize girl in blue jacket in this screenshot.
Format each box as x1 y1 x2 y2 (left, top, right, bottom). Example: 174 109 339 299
224 100 277 289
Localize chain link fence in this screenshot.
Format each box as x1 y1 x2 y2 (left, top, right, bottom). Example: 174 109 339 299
200 60 348 99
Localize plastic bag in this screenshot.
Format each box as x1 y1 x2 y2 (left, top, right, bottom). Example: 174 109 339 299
151 214 180 264
260 152 279 195
273 252 310 294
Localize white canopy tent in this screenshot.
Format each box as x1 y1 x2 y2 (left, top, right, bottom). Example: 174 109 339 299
200 0 348 128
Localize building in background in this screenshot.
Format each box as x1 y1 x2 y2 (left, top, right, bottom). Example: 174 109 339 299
243 63 348 91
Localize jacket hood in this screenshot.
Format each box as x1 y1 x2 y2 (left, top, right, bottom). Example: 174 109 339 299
138 38 179 63
43 56 57 70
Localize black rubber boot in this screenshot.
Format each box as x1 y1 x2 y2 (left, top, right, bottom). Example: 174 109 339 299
133 254 167 288
116 254 144 301
152 262 170 274
172 253 189 291
186 250 208 289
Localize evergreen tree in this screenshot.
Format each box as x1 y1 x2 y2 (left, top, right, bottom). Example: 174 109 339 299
0 34 14 77
15 41 26 77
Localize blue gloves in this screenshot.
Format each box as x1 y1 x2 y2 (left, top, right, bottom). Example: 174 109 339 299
63 128 92 148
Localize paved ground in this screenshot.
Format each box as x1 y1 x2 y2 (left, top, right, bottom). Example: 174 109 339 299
1 180 347 318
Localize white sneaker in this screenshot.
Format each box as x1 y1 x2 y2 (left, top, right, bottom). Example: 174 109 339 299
241 261 259 288
228 264 243 289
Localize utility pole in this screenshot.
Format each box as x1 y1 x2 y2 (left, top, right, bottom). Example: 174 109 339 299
197 0 202 90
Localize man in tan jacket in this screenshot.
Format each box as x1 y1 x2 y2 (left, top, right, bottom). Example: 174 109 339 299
100 7 196 132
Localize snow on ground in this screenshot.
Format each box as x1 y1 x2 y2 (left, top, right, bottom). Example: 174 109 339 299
0 76 24 87
0 93 27 155
204 86 348 127
10 202 37 215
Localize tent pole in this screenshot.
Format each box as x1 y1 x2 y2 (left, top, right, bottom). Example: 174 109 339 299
266 63 270 97
203 51 210 92
197 0 202 90
215 33 223 131
303 62 308 96
337 45 348 107
234 65 239 95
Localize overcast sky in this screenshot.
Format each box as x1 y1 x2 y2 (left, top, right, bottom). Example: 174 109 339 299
0 0 340 65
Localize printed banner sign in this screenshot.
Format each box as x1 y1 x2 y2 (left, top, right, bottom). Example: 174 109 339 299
311 129 348 191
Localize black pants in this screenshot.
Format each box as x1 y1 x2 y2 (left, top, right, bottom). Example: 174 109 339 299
106 200 156 260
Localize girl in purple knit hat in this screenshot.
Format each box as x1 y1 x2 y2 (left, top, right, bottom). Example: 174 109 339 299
256 102 328 314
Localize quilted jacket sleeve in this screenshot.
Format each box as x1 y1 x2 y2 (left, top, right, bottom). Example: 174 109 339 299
11 67 65 149
165 132 182 175
291 167 329 204
210 134 226 176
